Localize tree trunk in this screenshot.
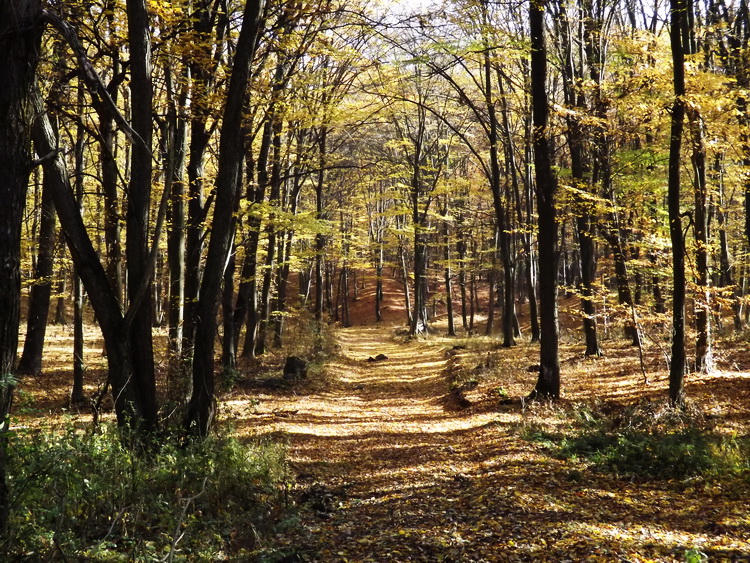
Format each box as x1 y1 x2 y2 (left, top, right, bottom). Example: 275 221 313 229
443 198 456 336
315 127 327 328
33 90 143 429
222 244 236 371
233 155 260 357
273 131 306 348
688 106 711 373
0 0 42 533
481 22 515 347
54 265 68 325
17 167 57 376
71 104 86 406
457 235 468 330
165 62 188 366
529 0 560 400
186 0 264 437
241 122 273 358
125 0 157 430
668 0 687 407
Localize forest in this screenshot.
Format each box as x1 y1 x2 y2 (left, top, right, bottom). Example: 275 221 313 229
2 0 750 559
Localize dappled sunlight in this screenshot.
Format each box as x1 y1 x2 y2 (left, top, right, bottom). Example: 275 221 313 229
236 322 750 560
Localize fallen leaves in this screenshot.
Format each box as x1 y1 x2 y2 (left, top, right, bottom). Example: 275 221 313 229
233 324 750 561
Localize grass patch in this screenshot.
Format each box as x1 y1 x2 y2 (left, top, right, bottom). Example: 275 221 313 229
3 423 292 560
520 401 750 481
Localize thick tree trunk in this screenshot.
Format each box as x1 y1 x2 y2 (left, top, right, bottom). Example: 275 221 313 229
125 0 157 430
529 0 560 400
0 0 42 533
186 0 264 437
32 91 142 428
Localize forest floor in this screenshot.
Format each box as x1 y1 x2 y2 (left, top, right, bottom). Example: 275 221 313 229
234 319 750 562
13 278 750 562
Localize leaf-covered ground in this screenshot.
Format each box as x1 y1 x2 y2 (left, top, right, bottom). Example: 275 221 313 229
13 280 750 561
232 323 750 562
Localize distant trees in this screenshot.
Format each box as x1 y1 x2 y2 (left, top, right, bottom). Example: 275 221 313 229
5 0 750 464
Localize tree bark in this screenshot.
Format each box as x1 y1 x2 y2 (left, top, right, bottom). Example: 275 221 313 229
0 0 42 533
186 0 265 437
668 0 687 407
17 167 57 376
529 0 560 400
165 62 188 366
688 106 711 373
125 0 157 430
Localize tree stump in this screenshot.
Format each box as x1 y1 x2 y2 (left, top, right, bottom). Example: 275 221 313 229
283 356 308 381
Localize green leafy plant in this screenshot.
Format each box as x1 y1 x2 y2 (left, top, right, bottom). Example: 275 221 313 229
520 402 750 481
3 424 292 560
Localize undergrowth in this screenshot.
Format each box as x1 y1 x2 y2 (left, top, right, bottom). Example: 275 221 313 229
3 423 293 560
520 401 750 482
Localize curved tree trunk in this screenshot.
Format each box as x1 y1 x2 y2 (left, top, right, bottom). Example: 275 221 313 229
186 0 265 437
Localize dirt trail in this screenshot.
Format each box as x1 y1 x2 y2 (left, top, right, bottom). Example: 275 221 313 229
237 325 750 562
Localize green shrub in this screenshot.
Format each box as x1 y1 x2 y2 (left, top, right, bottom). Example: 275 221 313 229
3 424 291 560
521 402 750 481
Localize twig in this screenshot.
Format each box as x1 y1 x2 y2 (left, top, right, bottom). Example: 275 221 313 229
164 477 208 563
40 10 151 156
630 302 649 384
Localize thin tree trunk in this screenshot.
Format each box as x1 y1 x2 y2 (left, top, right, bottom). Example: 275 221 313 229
315 127 327 328
165 62 188 366
71 106 86 405
668 0 688 407
54 265 68 325
457 235 468 330
222 244 236 371
17 168 57 376
688 106 712 373
443 198 455 336
241 124 272 358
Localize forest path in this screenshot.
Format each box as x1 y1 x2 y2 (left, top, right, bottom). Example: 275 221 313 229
238 324 522 560
235 324 750 562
